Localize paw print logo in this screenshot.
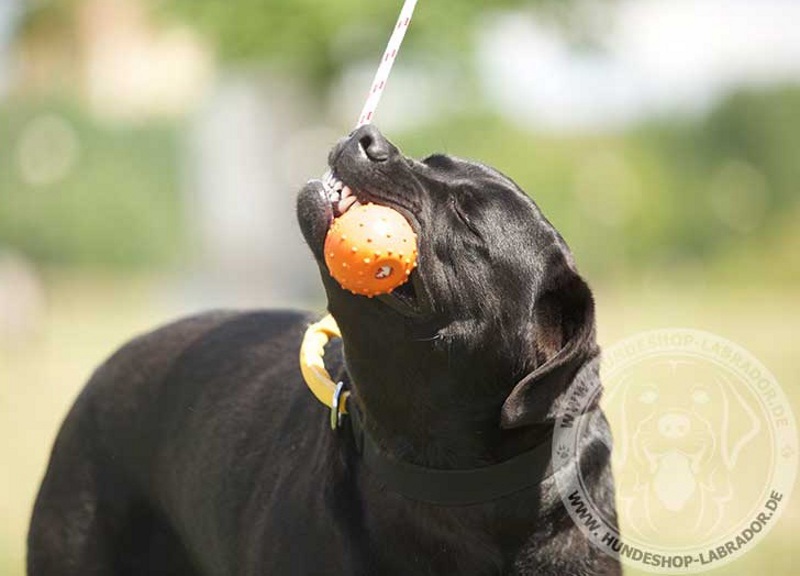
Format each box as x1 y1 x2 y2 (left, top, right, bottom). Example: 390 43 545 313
556 444 571 460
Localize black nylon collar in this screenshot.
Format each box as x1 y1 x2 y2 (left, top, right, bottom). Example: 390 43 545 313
347 402 567 506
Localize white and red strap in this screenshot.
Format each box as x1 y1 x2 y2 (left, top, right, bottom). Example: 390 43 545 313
356 0 419 128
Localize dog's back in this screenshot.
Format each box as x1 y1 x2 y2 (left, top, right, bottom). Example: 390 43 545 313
28 310 350 576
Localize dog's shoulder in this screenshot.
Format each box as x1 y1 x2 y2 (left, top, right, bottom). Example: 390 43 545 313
79 310 320 435
97 309 314 381
86 311 245 397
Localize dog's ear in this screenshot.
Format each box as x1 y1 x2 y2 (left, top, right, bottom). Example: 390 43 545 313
500 248 599 429
716 378 761 469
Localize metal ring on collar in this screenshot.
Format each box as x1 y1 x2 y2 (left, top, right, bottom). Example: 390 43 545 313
331 381 347 430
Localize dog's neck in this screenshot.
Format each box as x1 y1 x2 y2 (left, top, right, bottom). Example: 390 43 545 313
339 326 546 469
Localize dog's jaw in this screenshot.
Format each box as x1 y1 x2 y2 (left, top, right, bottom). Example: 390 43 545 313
297 179 334 261
297 129 430 318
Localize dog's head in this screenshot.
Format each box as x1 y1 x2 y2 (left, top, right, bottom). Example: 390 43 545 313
297 125 598 433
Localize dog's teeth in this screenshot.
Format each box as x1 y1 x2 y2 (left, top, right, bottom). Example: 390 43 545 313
320 171 346 204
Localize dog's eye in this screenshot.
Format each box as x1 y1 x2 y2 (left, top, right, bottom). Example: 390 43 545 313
450 196 482 238
423 154 456 170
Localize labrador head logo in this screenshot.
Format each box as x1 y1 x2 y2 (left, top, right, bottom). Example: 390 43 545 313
553 329 797 573
613 358 762 543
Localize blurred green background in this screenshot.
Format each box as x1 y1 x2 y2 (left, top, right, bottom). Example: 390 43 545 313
1 0 798 574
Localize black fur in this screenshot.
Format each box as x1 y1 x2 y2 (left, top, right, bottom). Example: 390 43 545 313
28 125 621 575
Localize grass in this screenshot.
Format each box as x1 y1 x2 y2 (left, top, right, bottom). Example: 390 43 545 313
0 270 169 575
593 281 800 574
1 271 797 575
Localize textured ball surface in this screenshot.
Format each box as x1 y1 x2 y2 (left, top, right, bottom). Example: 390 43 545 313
324 203 418 297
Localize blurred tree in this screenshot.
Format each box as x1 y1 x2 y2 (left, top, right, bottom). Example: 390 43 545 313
702 87 800 213
15 0 613 107
0 101 183 267
155 0 601 87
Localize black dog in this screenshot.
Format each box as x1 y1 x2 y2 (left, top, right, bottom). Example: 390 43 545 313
28 125 620 575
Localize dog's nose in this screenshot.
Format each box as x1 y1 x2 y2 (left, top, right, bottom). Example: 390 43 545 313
658 413 691 439
353 124 394 162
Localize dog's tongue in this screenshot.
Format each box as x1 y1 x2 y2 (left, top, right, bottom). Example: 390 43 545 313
337 186 361 216
653 450 697 511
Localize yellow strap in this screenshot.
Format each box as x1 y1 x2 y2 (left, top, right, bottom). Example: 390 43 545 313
299 314 349 415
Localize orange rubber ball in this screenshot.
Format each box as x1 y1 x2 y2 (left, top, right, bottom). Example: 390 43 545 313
324 203 418 297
